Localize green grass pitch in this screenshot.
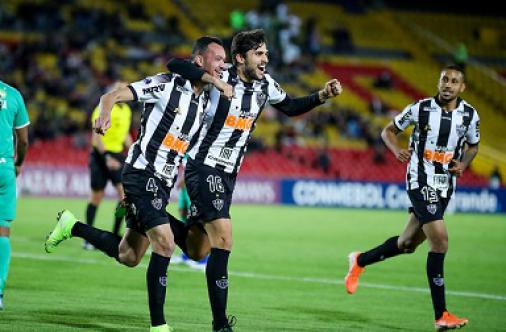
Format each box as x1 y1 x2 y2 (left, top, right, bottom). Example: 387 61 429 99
1 197 505 331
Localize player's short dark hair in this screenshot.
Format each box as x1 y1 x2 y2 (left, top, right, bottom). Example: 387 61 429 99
231 29 266 65
191 36 224 59
442 64 465 81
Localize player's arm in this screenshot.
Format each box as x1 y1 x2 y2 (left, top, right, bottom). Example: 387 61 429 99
449 143 479 177
123 133 133 150
166 58 233 98
381 122 411 163
14 125 29 177
272 79 342 116
450 111 480 176
95 87 134 135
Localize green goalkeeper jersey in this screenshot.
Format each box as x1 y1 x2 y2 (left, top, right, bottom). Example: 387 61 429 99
0 81 30 169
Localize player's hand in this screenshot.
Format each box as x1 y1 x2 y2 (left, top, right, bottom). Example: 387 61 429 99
319 79 342 101
449 159 465 177
94 115 111 135
215 79 234 100
395 148 411 163
105 155 122 170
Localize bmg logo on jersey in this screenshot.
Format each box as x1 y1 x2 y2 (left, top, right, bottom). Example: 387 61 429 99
225 114 254 131
423 149 454 164
162 133 189 154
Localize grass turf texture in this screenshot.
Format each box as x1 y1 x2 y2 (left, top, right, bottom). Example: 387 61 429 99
1 197 505 331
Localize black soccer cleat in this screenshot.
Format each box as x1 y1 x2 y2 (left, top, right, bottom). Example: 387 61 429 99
213 316 237 332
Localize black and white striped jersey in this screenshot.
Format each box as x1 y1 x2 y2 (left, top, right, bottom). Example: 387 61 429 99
394 96 480 197
125 73 209 188
187 67 286 174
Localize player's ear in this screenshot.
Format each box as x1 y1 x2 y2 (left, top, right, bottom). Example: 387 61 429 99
194 54 204 67
235 53 245 65
459 82 466 94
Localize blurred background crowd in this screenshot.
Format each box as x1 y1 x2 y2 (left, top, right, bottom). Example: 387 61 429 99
1 0 504 185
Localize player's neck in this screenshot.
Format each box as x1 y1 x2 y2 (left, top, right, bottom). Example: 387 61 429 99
192 81 205 96
237 66 253 83
436 95 458 112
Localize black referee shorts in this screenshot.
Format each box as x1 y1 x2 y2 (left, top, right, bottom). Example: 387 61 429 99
89 149 125 190
185 158 237 224
408 186 450 224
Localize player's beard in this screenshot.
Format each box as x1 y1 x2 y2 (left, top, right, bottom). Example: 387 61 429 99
438 91 456 104
243 60 260 81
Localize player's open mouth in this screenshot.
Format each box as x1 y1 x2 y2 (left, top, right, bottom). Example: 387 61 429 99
258 65 266 72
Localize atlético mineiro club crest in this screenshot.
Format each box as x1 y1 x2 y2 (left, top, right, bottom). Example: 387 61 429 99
212 198 224 211
256 92 267 107
427 204 437 215
216 278 229 289
151 198 163 210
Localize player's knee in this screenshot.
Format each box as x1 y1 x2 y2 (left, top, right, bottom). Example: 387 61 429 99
430 237 448 253
118 252 142 267
187 246 210 261
152 238 176 257
217 236 233 251
398 239 418 253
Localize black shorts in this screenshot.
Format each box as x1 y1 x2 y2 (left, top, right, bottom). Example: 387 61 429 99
408 186 451 224
185 158 237 223
89 149 125 190
122 164 172 234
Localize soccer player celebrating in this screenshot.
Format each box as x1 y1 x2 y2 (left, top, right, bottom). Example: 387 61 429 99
0 80 30 310
85 81 133 249
44 36 232 332
166 29 342 332
344 65 479 331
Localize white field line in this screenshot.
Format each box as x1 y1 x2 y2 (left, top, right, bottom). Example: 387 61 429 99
13 252 506 302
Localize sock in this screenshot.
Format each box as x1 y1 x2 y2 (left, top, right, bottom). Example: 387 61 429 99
168 213 188 254
357 236 402 267
427 252 446 320
0 237 11 295
206 248 231 330
147 252 170 326
86 203 98 226
71 222 121 259
112 201 123 236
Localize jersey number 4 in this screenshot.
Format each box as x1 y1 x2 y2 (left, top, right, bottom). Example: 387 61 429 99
146 178 159 193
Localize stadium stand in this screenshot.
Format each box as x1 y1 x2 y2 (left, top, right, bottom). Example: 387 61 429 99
0 0 502 186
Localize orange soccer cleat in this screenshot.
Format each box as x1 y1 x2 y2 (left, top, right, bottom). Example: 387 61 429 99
435 311 468 331
344 252 365 294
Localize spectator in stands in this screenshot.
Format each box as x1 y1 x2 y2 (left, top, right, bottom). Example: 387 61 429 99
330 23 353 52
303 17 321 64
315 146 331 175
230 10 246 32
453 43 468 71
373 70 393 89
369 96 388 116
1 2 186 142
489 166 502 189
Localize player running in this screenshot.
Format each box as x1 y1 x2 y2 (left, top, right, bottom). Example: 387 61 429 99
344 65 478 331
166 29 342 332
44 36 232 332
